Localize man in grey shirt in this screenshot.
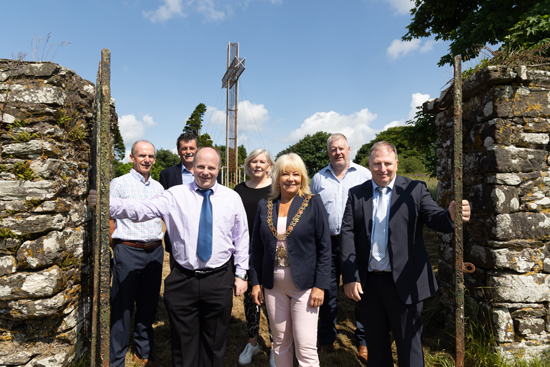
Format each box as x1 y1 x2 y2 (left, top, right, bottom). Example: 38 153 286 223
310 133 371 363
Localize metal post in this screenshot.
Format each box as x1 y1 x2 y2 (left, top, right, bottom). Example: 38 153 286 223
91 48 112 367
453 55 465 367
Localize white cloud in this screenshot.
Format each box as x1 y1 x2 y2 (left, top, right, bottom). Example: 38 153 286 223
118 114 158 157
287 108 378 159
206 100 270 132
384 0 414 15
143 114 157 127
409 92 430 119
379 92 431 132
387 39 441 60
143 0 187 23
387 39 421 60
143 0 281 23
420 40 439 53
196 0 226 21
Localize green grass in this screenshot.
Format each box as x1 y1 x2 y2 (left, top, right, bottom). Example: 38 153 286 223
401 172 438 199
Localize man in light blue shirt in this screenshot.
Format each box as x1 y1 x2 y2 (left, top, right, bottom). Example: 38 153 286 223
109 140 164 366
310 133 371 362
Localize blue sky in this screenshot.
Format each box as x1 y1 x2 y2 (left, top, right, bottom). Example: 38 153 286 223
2 0 459 161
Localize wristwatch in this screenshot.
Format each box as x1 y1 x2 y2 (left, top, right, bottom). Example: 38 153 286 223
235 273 248 281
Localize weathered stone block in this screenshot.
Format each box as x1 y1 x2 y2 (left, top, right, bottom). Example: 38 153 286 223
1 213 66 235
30 159 78 179
493 213 550 241
16 228 84 270
31 198 72 214
493 308 514 342
523 117 550 133
491 186 519 214
2 139 62 159
0 180 62 201
0 266 66 300
0 256 16 276
492 146 546 173
514 318 545 336
0 83 66 105
473 246 545 273
489 273 550 302
3 285 78 320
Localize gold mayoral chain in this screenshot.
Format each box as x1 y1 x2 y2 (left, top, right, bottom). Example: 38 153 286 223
267 195 312 266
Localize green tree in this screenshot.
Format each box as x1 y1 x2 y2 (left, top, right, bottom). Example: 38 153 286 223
402 107 437 176
183 103 213 147
276 132 331 177
214 144 247 167
112 123 125 161
155 148 180 168
403 0 550 66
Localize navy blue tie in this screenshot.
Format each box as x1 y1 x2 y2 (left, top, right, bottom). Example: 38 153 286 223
197 189 213 262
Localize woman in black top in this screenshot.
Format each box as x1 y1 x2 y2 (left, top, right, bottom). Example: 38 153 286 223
234 148 276 367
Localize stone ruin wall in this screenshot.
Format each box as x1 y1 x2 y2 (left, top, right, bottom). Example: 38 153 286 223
0 60 116 366
426 65 550 359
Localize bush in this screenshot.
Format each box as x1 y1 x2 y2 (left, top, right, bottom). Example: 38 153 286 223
400 156 426 173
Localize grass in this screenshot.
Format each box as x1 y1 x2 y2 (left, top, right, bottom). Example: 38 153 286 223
401 172 438 199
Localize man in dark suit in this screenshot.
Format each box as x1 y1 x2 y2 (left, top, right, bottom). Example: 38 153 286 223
340 141 470 367
159 132 199 265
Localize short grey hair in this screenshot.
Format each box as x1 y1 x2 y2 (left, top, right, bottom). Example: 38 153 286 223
327 133 348 151
369 141 398 161
244 149 274 176
131 140 156 156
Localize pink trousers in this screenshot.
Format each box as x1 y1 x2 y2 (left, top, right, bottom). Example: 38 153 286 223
264 266 320 367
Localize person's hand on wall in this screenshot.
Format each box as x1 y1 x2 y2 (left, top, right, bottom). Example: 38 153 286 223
88 189 97 208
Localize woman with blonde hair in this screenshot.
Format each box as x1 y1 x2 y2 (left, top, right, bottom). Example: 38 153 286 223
234 149 276 366
250 153 331 367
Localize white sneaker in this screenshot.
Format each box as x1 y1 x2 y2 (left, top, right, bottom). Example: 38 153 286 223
238 343 259 365
269 349 276 367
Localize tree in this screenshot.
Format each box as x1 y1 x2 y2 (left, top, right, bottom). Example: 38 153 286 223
112 123 125 161
402 107 437 176
403 0 550 66
183 103 213 147
214 144 247 167
276 132 331 177
155 148 180 168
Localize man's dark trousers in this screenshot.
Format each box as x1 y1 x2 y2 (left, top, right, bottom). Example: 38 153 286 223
164 261 234 367
110 243 163 366
318 235 365 347
360 271 424 367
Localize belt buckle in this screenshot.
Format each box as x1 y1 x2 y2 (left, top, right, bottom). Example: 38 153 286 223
195 269 212 276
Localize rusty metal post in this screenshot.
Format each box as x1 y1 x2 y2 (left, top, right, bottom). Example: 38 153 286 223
453 55 465 367
91 48 112 367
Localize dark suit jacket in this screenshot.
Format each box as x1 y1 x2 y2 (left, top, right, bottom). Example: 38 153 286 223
159 162 183 190
249 194 331 291
158 163 183 253
340 175 454 304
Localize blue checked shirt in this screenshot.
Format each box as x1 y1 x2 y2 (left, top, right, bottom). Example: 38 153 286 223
311 161 372 236
110 168 164 242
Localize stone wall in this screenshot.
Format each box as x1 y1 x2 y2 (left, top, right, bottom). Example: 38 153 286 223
0 60 116 366
426 65 550 359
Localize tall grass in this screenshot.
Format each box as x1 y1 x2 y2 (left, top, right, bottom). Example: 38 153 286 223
401 172 438 199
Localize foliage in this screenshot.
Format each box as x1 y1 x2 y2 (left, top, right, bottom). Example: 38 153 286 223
276 131 331 177
10 131 39 143
112 123 125 161
113 161 132 178
155 148 180 168
183 103 213 147
68 125 86 142
403 107 437 176
11 161 35 180
57 108 71 127
24 199 42 210
214 144 247 167
0 228 18 241
400 156 426 173
403 0 549 66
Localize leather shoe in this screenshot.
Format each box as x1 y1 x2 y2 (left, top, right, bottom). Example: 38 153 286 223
132 354 148 365
318 343 335 356
358 345 368 363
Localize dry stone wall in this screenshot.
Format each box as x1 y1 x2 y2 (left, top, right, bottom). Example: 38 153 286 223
0 60 115 366
426 65 550 360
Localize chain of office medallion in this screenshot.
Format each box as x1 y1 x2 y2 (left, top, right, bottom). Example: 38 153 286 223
267 195 312 240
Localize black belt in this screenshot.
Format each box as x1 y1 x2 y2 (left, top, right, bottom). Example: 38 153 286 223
331 234 340 239
116 239 162 251
176 260 230 277
371 270 392 276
